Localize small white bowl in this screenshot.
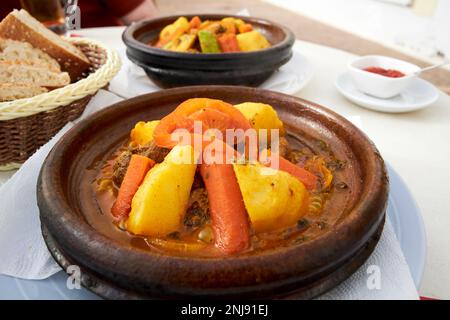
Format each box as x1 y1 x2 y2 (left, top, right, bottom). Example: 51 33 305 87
348 55 420 99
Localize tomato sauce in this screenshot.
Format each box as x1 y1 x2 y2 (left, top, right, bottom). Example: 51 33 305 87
363 66 405 78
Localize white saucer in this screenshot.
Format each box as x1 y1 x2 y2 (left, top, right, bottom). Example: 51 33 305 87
335 72 439 113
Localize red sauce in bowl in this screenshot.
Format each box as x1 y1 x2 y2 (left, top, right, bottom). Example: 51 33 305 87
363 67 405 78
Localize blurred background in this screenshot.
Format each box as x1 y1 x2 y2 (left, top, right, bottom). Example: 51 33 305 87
0 0 449 90
153 0 450 93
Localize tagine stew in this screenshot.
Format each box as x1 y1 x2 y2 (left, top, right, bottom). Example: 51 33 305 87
151 16 271 53
90 98 353 257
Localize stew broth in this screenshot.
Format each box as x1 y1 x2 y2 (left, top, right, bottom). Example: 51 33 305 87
86 133 354 258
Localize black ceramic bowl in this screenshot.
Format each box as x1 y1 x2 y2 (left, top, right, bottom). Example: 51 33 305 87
122 14 295 88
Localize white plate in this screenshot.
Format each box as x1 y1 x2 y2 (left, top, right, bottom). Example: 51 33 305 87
335 72 439 113
108 41 314 99
259 42 315 94
0 165 425 299
386 164 426 288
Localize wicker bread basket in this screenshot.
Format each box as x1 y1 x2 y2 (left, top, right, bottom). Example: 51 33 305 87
0 37 121 170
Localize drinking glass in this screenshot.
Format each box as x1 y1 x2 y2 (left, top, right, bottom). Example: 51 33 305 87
20 0 66 34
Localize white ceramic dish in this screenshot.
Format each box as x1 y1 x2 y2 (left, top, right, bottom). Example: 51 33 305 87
336 72 439 113
0 165 425 299
348 55 420 99
386 164 426 289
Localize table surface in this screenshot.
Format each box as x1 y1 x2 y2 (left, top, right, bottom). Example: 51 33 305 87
155 0 450 94
1 26 449 300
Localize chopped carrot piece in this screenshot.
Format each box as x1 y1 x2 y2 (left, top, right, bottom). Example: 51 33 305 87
111 155 155 220
263 155 318 190
153 98 251 149
238 23 253 33
218 34 240 52
189 16 202 29
277 156 318 190
200 163 251 254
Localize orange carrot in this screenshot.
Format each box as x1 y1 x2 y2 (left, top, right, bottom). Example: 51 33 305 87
189 16 202 29
218 34 240 52
111 155 155 220
238 23 253 33
263 156 317 190
200 163 250 254
277 156 318 190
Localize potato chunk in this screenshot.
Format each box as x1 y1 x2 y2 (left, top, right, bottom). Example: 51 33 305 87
159 17 190 42
236 31 271 52
126 145 197 236
234 102 284 142
173 34 197 52
233 163 307 233
130 120 160 146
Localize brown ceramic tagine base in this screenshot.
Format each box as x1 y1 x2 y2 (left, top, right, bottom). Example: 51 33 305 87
37 86 389 300
41 218 385 299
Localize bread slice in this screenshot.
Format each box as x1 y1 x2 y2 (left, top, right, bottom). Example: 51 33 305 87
0 37 61 72
0 61 70 87
0 9 90 80
0 83 48 101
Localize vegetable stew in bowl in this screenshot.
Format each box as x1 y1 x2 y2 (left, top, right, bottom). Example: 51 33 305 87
153 16 271 53
122 15 294 88
38 86 388 299
93 98 343 257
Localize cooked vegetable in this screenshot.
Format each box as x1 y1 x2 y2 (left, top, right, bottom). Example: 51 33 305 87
126 145 197 237
197 225 214 243
202 21 222 34
238 23 253 33
148 237 207 252
158 26 176 46
237 30 271 52
153 98 252 149
200 162 250 254
234 102 284 142
130 120 160 146
96 97 339 257
199 20 213 30
111 155 155 221
233 18 246 30
157 17 190 47
173 98 251 125
172 34 197 52
189 16 201 29
275 156 318 190
220 18 237 34
305 156 333 189
218 34 240 52
198 30 221 53
308 194 324 215
233 163 307 233
154 16 270 53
